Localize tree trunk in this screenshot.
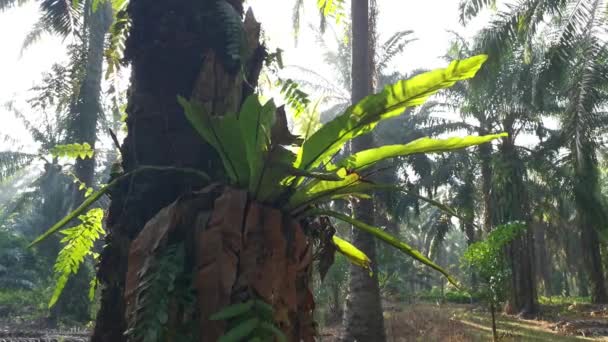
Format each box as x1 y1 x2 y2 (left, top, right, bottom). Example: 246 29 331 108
497 129 537 316
478 131 494 233
580 219 608 302
91 1 274 340
70 0 113 206
533 222 552 296
52 0 114 324
464 220 478 290
342 1 386 341
573 147 608 303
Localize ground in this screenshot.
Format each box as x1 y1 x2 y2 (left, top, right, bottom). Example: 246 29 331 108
1 301 607 341
321 302 608 341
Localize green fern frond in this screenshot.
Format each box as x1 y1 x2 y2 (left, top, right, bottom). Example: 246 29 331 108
104 7 131 79
212 0 245 73
51 143 94 159
127 243 188 342
278 78 311 117
212 299 287 342
49 208 105 308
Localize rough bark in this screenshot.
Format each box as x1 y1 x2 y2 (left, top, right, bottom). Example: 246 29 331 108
70 0 113 206
478 130 494 233
573 147 608 303
580 218 608 302
91 0 266 340
342 0 386 340
533 222 552 296
497 130 538 316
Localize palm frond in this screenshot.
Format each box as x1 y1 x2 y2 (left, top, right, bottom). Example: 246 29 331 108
0 151 37 183
39 0 83 38
376 30 416 74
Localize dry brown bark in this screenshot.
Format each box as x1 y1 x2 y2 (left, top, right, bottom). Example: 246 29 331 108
122 185 315 341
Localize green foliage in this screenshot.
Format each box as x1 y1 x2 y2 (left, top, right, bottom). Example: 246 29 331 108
31 166 209 247
316 0 346 26
296 54 489 171
279 78 311 117
418 288 475 304
67 171 94 198
316 209 459 287
126 243 193 342
212 0 246 73
49 208 104 308
0 229 42 290
328 133 507 172
38 55 502 310
211 299 287 342
104 3 130 79
332 235 371 272
462 221 526 302
538 296 591 305
51 143 94 160
176 55 503 284
0 151 36 182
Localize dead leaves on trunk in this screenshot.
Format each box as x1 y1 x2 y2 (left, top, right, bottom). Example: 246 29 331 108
124 185 315 341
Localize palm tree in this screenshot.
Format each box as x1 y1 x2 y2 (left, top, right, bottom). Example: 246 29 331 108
461 0 608 303
91 1 255 340
341 0 386 340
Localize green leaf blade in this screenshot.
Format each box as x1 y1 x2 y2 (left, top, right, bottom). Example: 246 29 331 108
296 55 488 171
314 209 460 287
332 133 507 171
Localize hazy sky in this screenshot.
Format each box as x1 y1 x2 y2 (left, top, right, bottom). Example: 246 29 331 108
0 1 490 151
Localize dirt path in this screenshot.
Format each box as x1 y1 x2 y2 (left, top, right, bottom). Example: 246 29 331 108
321 303 608 341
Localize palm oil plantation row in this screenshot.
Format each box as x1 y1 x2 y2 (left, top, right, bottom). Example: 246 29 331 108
0 0 607 341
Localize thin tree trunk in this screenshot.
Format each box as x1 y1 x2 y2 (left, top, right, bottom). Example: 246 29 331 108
478 130 494 233
490 302 498 342
342 0 386 340
533 222 552 296
464 221 478 290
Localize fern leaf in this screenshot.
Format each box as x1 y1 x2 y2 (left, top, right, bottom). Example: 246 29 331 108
51 143 94 159
278 78 311 118
49 208 105 308
104 7 131 79
129 243 186 342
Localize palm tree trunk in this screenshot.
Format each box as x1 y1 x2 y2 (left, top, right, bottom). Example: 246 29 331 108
91 0 246 340
533 222 552 296
573 147 608 303
498 129 538 316
478 129 494 233
70 0 113 206
342 0 386 340
52 0 114 324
